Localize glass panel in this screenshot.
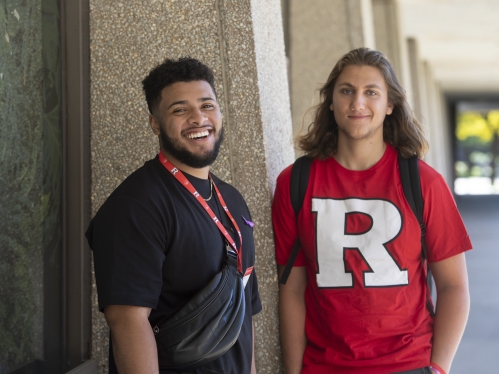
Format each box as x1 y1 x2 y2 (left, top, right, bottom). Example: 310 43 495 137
0 0 62 372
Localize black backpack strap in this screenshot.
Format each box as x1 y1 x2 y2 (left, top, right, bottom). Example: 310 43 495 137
279 156 312 285
398 152 435 316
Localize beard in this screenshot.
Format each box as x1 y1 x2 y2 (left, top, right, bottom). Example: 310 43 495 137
159 124 224 169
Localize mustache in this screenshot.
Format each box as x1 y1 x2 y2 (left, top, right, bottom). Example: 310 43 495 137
180 125 215 136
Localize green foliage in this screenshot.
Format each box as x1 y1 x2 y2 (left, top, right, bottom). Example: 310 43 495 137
455 109 499 188
456 110 499 143
470 165 484 177
455 161 469 177
469 151 493 165
488 111 499 130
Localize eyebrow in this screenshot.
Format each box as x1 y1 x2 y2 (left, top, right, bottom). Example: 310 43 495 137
167 97 216 110
337 82 383 90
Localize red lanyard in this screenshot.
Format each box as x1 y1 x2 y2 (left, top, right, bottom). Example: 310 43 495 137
158 152 243 273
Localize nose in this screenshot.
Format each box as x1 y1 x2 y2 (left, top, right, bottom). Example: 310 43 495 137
188 108 207 125
351 93 366 111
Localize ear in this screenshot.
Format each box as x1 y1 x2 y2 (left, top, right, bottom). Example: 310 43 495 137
149 114 161 135
329 101 334 111
386 101 394 115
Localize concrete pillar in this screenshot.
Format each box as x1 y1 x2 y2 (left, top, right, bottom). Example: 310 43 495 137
407 38 428 124
289 0 376 141
437 88 452 185
407 39 453 185
372 0 413 106
406 38 438 169
407 37 436 168
89 0 294 372
423 61 452 183
405 37 455 191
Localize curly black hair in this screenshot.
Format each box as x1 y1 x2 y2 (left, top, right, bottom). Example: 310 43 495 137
142 57 217 115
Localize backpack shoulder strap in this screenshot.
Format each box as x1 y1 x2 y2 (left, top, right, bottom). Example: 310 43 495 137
405 156 424 223
290 156 313 216
398 152 425 252
398 151 435 316
398 154 416 217
279 156 312 285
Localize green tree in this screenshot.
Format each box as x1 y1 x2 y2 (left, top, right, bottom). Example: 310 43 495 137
456 110 499 185
488 111 499 184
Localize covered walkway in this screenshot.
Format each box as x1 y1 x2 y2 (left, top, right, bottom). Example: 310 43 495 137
453 196 499 373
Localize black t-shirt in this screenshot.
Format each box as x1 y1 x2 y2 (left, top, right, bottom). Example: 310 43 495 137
86 156 262 374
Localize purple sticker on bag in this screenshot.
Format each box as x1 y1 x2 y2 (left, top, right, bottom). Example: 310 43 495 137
242 215 254 228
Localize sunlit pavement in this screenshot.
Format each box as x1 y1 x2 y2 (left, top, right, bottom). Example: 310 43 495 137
452 195 499 373
454 177 499 195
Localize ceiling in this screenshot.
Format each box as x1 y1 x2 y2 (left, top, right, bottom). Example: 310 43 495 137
398 0 499 93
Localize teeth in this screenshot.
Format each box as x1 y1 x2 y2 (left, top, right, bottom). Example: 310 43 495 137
187 130 209 139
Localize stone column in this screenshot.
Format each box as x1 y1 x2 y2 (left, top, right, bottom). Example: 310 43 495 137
423 62 453 183
288 0 376 141
372 0 413 105
89 0 294 372
407 38 429 125
406 38 452 183
407 37 435 164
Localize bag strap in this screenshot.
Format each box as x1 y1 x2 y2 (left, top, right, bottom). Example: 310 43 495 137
216 197 241 267
398 152 435 316
279 156 312 285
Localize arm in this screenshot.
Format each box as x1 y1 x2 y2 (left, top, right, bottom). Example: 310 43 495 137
429 253 470 373
251 319 257 374
104 305 159 374
278 265 307 374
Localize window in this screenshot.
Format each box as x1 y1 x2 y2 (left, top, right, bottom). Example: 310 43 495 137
0 1 91 372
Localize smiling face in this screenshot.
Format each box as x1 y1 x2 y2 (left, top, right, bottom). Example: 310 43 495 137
149 80 223 171
330 64 393 144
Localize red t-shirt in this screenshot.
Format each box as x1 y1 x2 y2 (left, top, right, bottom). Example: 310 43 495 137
272 144 472 373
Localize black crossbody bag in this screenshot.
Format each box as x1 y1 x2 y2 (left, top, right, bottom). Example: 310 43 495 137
151 169 246 371
152 247 245 371
279 153 435 316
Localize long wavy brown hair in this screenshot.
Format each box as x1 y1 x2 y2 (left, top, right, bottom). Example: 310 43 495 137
298 48 428 159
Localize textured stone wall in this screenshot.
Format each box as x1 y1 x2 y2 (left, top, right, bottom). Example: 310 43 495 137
89 0 293 372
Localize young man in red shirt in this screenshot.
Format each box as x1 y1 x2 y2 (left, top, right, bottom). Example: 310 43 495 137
272 48 471 374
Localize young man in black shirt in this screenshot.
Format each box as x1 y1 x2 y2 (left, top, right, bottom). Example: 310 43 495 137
86 58 261 374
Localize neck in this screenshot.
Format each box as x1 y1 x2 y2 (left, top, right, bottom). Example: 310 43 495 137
334 139 386 171
160 149 210 179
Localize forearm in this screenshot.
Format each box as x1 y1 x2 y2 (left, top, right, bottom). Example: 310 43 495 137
279 288 306 374
105 305 159 374
430 285 470 373
429 253 470 373
279 275 307 374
